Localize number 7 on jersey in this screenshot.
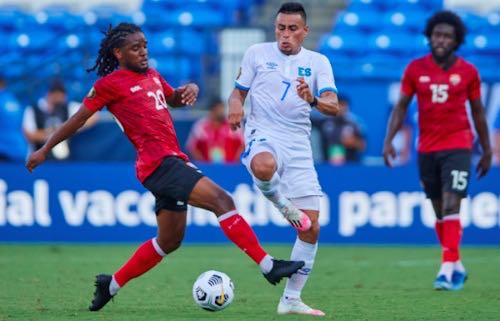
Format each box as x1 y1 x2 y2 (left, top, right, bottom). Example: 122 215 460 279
280 80 291 101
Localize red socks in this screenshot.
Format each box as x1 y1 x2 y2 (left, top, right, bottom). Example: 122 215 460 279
441 215 462 262
435 220 444 245
114 239 165 287
218 211 267 264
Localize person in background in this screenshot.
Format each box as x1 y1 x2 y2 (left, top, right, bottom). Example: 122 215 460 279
383 10 491 291
186 97 244 163
316 95 366 164
0 75 28 162
23 80 98 160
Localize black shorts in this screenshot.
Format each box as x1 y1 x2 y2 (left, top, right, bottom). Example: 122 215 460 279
418 149 471 199
142 156 204 213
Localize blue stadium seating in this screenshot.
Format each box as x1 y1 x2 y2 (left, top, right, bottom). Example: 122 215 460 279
321 0 500 83
319 32 369 56
335 9 384 33
161 6 227 28
0 0 260 105
382 9 428 32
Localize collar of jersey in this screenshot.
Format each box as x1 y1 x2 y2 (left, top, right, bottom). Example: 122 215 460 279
274 42 306 60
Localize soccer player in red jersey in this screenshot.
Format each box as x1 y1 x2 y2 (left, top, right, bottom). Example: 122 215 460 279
186 97 245 163
383 11 492 291
25 23 304 311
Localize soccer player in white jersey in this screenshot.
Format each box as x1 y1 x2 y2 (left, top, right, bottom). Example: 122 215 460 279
228 2 339 316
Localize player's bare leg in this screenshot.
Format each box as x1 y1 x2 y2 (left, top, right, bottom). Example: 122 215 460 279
250 152 311 231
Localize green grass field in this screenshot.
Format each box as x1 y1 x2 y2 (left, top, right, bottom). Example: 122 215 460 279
1 244 499 321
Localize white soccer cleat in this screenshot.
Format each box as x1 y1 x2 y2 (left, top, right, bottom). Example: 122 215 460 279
277 297 325 317
278 201 312 232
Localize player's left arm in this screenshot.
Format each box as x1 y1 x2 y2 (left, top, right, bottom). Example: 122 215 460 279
470 98 492 178
165 83 199 107
296 77 339 116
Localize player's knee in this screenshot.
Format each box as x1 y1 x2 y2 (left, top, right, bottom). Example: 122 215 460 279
442 200 461 214
211 188 236 215
250 157 276 180
310 221 320 237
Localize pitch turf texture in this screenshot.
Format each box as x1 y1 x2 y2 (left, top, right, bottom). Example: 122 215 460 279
1 245 499 321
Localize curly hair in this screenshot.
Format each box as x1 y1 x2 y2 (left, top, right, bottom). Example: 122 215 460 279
87 23 143 77
424 10 466 50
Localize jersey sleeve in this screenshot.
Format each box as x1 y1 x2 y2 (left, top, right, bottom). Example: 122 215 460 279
82 77 114 112
159 74 175 97
400 62 416 97
316 54 337 95
468 65 481 101
235 44 257 91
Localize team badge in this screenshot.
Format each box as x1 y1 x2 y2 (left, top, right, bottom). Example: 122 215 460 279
419 75 430 83
153 77 161 87
86 87 96 99
450 74 461 85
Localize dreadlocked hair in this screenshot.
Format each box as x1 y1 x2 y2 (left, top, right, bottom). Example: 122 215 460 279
87 23 143 77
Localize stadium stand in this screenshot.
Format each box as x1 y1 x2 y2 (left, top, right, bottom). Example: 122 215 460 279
0 0 261 105
320 0 500 82
0 0 498 162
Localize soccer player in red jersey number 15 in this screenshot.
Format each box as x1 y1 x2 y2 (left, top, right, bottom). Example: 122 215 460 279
383 11 492 291
25 23 304 312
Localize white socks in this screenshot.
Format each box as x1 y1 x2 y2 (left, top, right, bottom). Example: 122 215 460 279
259 254 274 274
283 238 318 299
437 262 454 282
437 260 466 282
254 172 288 208
109 276 120 296
454 260 466 273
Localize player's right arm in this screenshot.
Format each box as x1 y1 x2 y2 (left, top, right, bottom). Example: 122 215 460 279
227 88 248 131
383 93 412 167
25 106 95 172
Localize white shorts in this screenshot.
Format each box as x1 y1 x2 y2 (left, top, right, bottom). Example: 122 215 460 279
290 195 321 211
241 130 322 199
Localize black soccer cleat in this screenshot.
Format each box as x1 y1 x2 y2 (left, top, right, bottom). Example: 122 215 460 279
263 259 305 285
89 274 114 311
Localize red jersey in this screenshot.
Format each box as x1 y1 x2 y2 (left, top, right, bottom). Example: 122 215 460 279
400 54 481 152
186 118 244 163
83 68 188 182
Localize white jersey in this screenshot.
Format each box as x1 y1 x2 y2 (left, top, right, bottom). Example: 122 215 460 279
235 42 337 141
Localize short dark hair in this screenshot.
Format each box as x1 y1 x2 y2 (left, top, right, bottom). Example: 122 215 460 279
276 2 307 23
48 80 66 94
208 97 224 110
424 10 466 50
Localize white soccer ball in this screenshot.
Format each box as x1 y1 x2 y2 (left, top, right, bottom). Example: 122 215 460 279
192 270 235 311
